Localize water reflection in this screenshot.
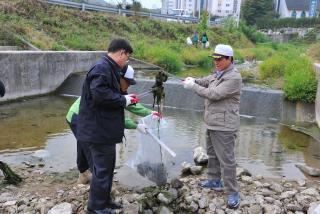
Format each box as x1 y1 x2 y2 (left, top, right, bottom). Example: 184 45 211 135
0 96 73 151
0 96 319 186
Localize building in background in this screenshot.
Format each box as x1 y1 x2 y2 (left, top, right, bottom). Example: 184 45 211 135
210 0 240 17
161 0 240 17
162 0 196 16
275 0 320 18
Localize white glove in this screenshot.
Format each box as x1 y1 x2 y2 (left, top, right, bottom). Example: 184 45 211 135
124 94 139 107
183 77 195 89
137 123 148 134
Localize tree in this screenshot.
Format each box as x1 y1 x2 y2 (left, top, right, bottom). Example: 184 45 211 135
131 0 141 13
241 0 277 26
197 11 209 34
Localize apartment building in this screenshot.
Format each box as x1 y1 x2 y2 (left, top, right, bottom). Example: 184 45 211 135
210 0 240 17
162 0 240 17
162 0 196 15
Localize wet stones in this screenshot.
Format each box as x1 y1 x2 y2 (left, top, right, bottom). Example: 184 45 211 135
295 164 320 177
47 203 73 214
170 178 183 189
193 147 208 164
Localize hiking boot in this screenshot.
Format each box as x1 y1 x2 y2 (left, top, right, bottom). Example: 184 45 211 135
227 192 240 209
199 179 224 191
77 170 91 184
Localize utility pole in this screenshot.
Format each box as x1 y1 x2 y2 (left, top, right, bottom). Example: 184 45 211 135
198 0 201 19
236 0 242 27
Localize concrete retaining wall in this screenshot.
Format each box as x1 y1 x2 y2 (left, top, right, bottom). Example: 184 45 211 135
315 63 320 128
57 73 315 122
0 51 158 102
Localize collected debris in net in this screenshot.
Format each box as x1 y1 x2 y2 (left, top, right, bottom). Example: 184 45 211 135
151 71 168 110
137 162 167 186
0 161 22 185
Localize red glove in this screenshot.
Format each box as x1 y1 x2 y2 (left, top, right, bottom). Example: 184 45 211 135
151 111 163 119
125 94 140 106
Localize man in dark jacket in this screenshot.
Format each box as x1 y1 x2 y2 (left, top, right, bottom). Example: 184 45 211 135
77 39 137 214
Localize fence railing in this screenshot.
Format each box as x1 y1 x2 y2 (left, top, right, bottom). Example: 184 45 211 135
45 0 200 23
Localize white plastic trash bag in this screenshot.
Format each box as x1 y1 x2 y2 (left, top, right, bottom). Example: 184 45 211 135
205 41 210 48
186 37 193 45
126 115 172 186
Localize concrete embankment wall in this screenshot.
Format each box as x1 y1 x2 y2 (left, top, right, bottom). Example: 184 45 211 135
315 63 320 128
0 51 158 102
57 73 315 122
0 51 317 123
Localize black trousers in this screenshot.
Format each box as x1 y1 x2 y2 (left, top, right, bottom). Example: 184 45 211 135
87 143 116 211
68 115 92 173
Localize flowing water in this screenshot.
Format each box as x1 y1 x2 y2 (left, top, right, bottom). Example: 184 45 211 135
0 95 319 187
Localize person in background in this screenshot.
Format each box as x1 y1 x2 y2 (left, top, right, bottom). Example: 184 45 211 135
183 44 242 209
192 31 199 47
201 32 208 49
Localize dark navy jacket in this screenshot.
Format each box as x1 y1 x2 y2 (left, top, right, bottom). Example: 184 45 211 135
76 55 126 144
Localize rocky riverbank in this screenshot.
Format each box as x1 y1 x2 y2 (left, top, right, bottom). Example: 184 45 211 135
1 161 320 214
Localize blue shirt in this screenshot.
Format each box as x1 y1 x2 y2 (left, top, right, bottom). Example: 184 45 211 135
214 70 223 79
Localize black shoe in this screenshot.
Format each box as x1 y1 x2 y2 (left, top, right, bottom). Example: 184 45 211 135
106 201 122 209
87 208 116 214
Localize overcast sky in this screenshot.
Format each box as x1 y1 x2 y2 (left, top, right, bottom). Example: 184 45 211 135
139 0 161 9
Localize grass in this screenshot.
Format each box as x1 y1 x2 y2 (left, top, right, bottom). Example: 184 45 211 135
256 44 317 102
0 0 254 73
176 67 212 78
308 42 320 63
0 0 318 103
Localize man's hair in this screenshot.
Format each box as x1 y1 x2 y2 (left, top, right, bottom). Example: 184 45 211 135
108 39 133 54
224 56 234 63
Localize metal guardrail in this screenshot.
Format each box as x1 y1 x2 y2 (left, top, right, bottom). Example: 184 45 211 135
45 0 199 23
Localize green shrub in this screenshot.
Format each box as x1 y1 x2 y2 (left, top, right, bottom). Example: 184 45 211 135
182 47 211 67
51 42 67 51
148 46 183 73
239 22 269 43
308 42 320 62
283 57 317 103
235 48 255 61
259 54 286 79
132 41 147 60
257 17 320 29
252 45 275 60
233 50 244 63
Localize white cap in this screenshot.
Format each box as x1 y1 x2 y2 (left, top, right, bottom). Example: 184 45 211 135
124 65 136 85
212 44 233 58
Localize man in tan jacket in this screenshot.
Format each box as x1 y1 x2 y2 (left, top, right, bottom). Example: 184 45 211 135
183 44 242 209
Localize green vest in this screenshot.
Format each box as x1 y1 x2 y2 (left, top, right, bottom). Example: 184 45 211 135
66 97 80 123
66 97 152 129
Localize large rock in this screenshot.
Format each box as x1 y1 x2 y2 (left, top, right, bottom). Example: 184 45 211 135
315 63 320 128
157 192 173 205
123 203 140 214
181 162 192 174
308 202 320 214
190 166 203 175
295 164 320 177
170 178 183 189
158 206 173 214
48 202 72 214
193 147 208 164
